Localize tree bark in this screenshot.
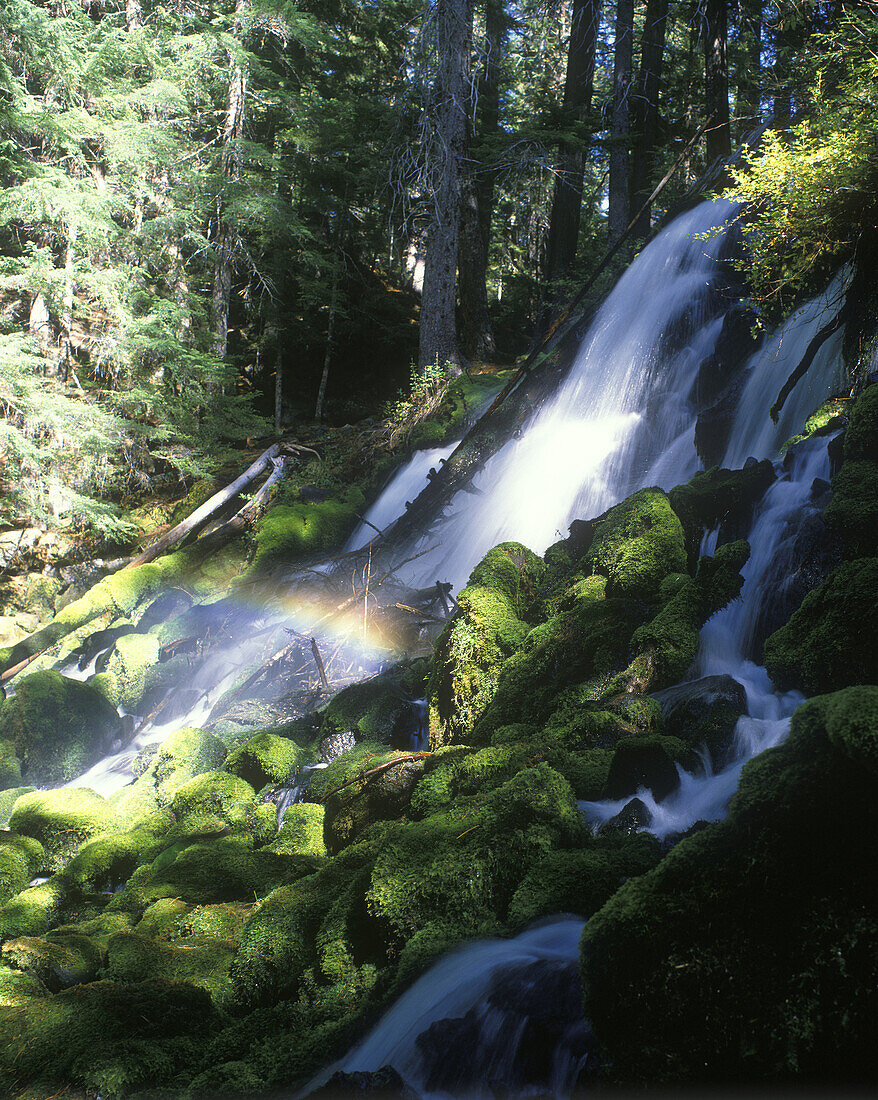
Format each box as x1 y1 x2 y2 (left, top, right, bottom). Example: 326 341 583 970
544 0 600 285
211 0 249 361
629 0 670 241
124 443 286 568
457 0 505 361
608 0 634 248
703 0 731 162
418 0 474 373
314 262 340 420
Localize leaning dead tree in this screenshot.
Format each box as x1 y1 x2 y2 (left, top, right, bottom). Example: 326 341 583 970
126 441 317 568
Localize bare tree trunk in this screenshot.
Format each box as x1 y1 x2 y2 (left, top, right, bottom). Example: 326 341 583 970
59 222 77 381
608 0 634 248
629 0 669 241
419 0 474 374
274 345 283 434
126 0 141 31
212 0 249 362
703 0 731 161
457 0 505 362
544 0 600 285
315 262 340 420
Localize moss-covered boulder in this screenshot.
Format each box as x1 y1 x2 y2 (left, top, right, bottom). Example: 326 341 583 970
581 686 878 1086
267 804 327 859
171 771 256 829
9 788 115 874
824 458 878 558
584 488 687 599
0 978 216 1097
91 631 161 710
252 489 366 570
506 834 662 929
1 931 101 991
0 671 121 785
0 739 21 791
668 462 775 566
309 741 427 854
113 726 228 821
0 831 44 904
317 660 427 750
605 736 682 802
651 674 747 766
223 731 304 790
763 558 878 695
104 901 251 1005
842 382 878 461
428 543 543 746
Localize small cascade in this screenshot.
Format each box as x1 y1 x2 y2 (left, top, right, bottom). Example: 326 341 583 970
346 444 457 553
304 918 590 1099
274 762 329 826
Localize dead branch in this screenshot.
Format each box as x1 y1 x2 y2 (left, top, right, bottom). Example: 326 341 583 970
320 752 432 802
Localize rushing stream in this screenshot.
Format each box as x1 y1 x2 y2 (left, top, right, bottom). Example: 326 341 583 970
31 198 850 1098
306 200 849 1096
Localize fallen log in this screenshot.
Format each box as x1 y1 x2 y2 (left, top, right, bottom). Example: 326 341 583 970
125 442 315 569
319 752 432 802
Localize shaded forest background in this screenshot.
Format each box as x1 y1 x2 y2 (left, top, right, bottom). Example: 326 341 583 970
0 0 874 542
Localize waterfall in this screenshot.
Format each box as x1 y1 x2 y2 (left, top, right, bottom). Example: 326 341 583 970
399 199 741 592
305 204 850 1095
303 918 590 1099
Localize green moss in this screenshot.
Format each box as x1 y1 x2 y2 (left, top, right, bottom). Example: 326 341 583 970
1 931 102 990
507 834 662 928
252 490 366 569
613 541 750 693
317 660 427 747
585 488 687 599
9 788 115 874
581 687 878 1085
764 558 878 694
0 978 216 1097
61 812 175 895
0 877 65 939
0 786 33 826
104 900 250 1006
780 395 850 453
824 458 878 557
0 832 44 904
0 739 21 791
668 463 775 566
266 804 327 859
0 670 121 786
93 631 162 710
223 731 303 789
842 383 878 461
407 371 507 451
476 597 644 733
309 741 427 853
171 771 256 829
428 545 540 746
0 962 48 1006
113 727 228 822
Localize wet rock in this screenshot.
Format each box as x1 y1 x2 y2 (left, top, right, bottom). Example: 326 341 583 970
694 376 746 468
320 728 356 762
0 671 122 786
603 796 652 835
651 674 747 767
416 957 596 1096
606 738 679 802
309 1067 413 1098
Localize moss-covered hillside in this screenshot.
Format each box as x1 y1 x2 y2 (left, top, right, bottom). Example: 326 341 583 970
0 384 873 1097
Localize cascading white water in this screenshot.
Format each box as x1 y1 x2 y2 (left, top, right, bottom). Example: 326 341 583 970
398 199 740 591
306 207 851 1096
303 918 589 1099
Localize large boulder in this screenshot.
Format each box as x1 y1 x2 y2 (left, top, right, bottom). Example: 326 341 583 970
0 671 121 786
651 674 747 767
581 686 878 1085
